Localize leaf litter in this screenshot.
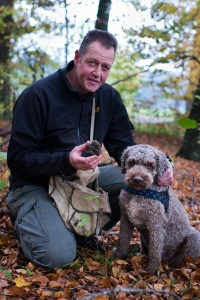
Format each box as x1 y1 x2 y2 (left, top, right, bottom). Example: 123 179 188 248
0 132 200 299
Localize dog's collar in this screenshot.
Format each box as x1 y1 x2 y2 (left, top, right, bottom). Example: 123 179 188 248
123 185 169 213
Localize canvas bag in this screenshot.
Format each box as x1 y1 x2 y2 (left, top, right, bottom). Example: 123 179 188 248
48 95 111 236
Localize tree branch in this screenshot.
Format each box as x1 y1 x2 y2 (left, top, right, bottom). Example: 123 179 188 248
81 287 182 300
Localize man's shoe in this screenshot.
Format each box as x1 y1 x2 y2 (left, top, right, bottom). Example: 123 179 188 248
76 235 105 252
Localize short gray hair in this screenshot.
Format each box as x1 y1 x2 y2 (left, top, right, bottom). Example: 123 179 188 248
79 29 118 56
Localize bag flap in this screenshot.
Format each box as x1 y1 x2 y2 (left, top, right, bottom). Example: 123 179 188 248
70 183 111 214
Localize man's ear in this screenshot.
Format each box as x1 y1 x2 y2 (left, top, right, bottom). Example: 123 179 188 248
74 50 80 66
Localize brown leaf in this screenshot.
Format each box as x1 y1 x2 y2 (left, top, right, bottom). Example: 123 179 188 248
153 283 164 290
84 275 97 282
182 291 195 300
75 289 90 299
49 280 63 288
31 275 49 286
9 286 30 296
99 276 111 288
86 257 101 271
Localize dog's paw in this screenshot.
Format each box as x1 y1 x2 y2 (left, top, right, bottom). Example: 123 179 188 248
146 263 160 275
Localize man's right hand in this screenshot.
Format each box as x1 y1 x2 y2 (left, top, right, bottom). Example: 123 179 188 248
69 141 102 171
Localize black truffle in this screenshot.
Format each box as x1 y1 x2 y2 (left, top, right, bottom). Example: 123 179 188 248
86 140 101 156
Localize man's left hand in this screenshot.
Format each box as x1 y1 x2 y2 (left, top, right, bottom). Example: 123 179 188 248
157 165 173 186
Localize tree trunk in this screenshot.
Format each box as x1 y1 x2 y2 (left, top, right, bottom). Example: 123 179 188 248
95 0 111 31
176 80 200 161
0 0 14 121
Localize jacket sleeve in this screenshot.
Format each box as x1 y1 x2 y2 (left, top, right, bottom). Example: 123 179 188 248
103 90 136 165
7 86 76 177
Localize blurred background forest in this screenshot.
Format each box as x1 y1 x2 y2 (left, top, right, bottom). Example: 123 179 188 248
0 0 200 161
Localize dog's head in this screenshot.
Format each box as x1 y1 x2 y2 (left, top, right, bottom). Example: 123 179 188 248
121 144 170 189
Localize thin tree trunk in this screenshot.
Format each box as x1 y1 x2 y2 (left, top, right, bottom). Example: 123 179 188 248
176 79 200 161
95 0 111 31
0 0 14 121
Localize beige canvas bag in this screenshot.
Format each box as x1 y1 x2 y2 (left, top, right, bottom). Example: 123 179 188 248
49 95 111 236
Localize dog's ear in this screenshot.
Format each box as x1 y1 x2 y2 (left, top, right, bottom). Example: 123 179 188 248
156 150 171 180
121 147 131 174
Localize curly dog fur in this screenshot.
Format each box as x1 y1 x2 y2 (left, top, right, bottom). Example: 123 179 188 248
115 144 200 274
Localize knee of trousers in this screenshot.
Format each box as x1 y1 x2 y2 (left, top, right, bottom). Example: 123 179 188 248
27 238 77 269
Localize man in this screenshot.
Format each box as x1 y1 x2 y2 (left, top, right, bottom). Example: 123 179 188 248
7 29 173 269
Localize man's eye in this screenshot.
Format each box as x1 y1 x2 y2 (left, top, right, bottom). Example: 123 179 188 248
103 66 109 71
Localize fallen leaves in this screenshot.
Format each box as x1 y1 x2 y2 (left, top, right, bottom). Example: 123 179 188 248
0 132 200 299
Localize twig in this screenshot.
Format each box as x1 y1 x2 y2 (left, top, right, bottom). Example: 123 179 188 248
0 207 9 214
191 220 200 225
0 191 9 205
0 138 10 148
80 287 182 300
190 176 195 208
0 131 11 137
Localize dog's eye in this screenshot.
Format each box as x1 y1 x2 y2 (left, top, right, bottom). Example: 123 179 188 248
128 159 135 167
147 162 154 168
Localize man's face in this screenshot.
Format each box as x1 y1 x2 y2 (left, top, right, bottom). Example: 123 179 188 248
74 41 115 95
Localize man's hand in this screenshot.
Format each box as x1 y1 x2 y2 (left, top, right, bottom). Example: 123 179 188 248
69 141 102 171
157 165 173 186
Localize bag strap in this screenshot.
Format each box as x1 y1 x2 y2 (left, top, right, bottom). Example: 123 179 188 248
89 93 100 190
90 93 96 142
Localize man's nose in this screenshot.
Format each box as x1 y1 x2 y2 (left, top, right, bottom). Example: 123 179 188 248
93 66 101 77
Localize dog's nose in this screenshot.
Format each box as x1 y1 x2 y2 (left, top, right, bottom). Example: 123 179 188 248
133 176 143 182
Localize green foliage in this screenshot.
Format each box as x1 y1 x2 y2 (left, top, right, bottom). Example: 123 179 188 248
0 152 7 162
0 181 8 191
0 266 12 280
126 0 200 105
107 45 141 111
77 214 91 227
178 117 197 129
85 194 99 204
0 0 62 113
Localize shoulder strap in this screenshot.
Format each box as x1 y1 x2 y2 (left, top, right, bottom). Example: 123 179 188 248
90 93 96 142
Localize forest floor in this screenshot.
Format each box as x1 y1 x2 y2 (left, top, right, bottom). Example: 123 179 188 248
0 131 200 300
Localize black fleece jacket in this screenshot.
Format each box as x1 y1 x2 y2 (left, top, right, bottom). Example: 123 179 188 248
7 61 136 188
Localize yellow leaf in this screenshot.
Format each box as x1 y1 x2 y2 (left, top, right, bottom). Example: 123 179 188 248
115 259 129 265
2 170 10 180
54 291 64 298
0 239 4 246
14 276 31 287
163 278 172 285
112 265 121 277
26 262 35 271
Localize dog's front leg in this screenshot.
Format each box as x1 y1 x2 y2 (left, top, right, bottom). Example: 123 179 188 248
115 211 134 259
146 225 166 274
